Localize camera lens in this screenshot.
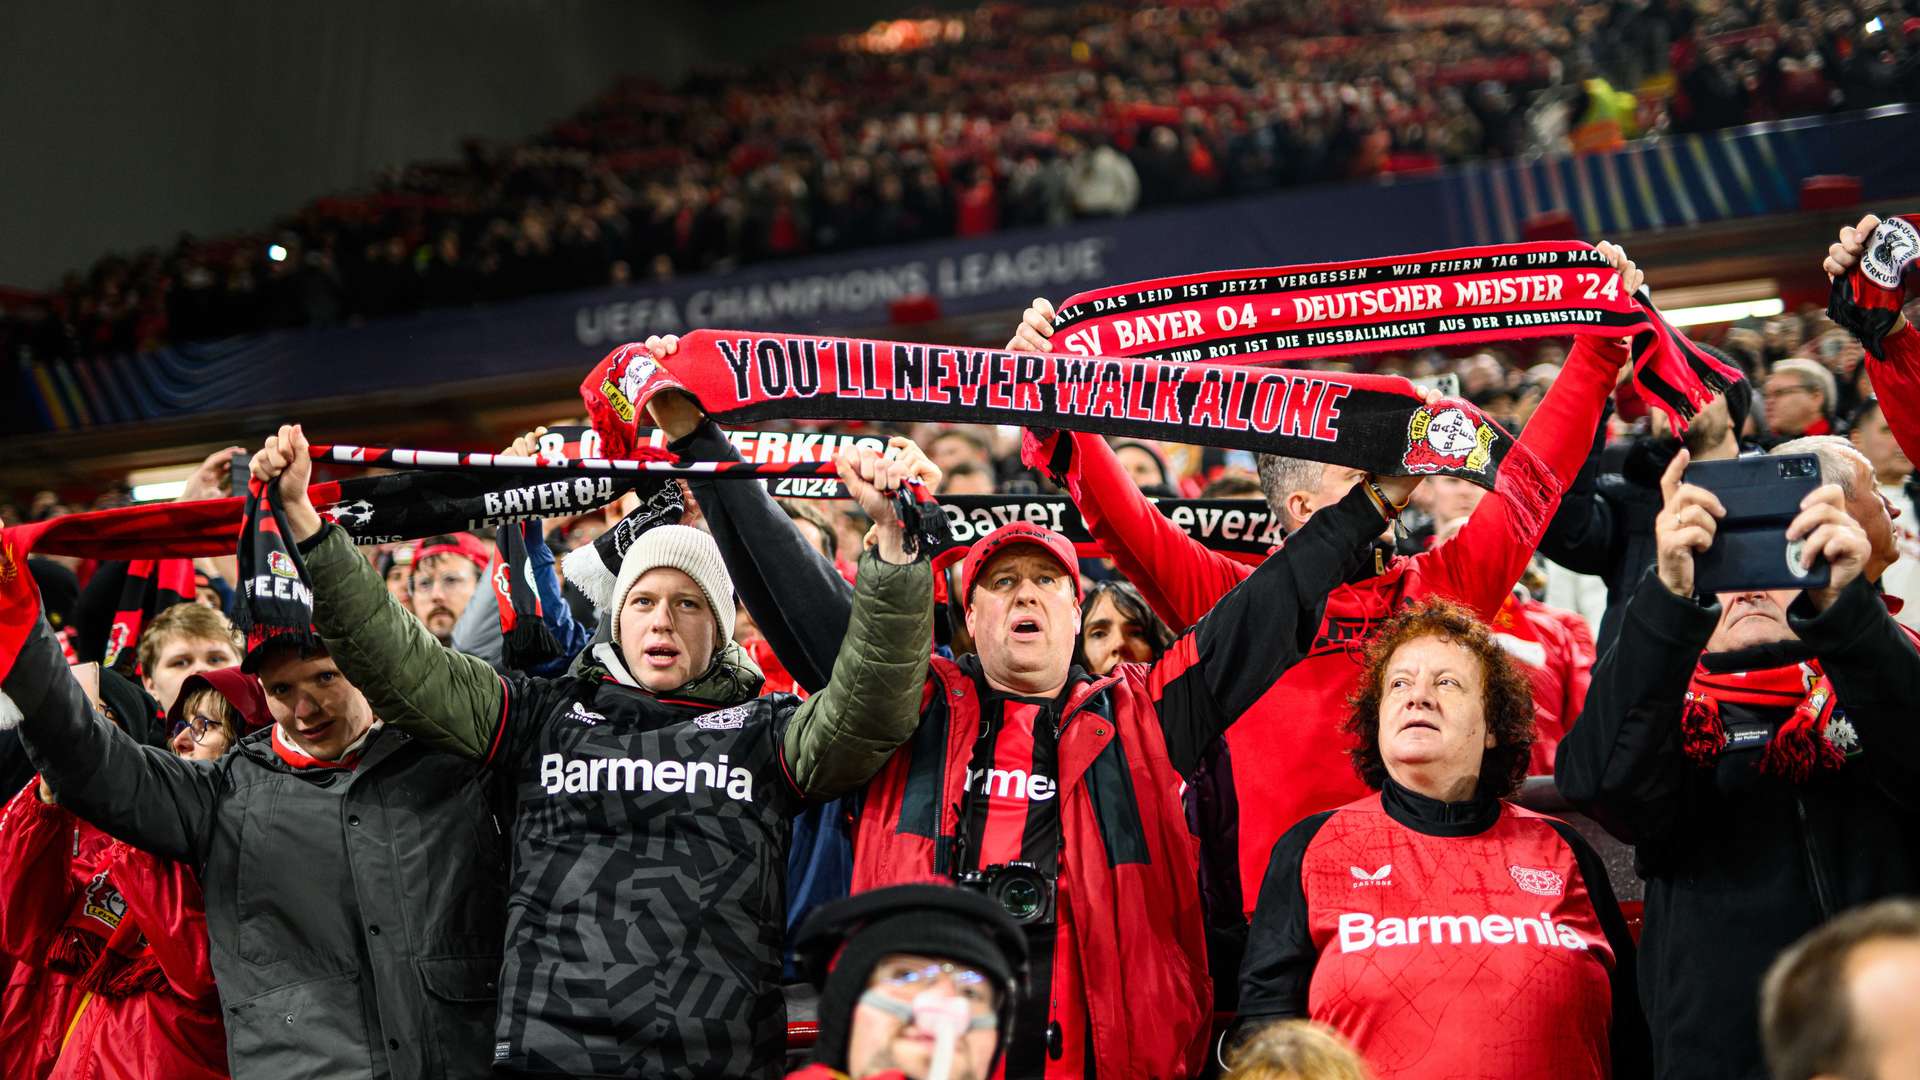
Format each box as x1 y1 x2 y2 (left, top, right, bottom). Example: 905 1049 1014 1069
996 877 1044 922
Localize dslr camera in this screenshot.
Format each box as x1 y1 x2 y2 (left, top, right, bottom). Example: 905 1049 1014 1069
954 861 1056 927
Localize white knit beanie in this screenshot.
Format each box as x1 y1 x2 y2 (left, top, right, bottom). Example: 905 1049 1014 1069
606 524 736 649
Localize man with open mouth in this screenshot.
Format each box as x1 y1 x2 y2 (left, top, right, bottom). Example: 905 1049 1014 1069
244 422 939 1080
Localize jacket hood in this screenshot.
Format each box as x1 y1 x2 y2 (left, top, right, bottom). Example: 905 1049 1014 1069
586 639 764 706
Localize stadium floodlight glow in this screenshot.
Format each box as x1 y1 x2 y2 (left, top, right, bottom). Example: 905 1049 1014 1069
268 244 288 262
1662 298 1785 328
131 480 189 502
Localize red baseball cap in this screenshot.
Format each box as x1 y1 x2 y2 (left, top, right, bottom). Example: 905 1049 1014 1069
414 533 492 573
958 522 1082 611
169 665 275 734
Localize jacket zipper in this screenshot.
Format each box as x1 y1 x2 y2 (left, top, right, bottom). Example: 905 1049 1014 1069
1793 794 1835 919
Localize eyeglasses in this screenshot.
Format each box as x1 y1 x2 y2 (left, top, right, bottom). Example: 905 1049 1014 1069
170 713 226 745
870 960 996 1011
411 572 475 596
1762 384 1815 401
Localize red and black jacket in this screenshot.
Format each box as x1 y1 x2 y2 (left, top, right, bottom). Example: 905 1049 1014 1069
1238 777 1647 1079
851 484 1389 1080
1027 335 1625 922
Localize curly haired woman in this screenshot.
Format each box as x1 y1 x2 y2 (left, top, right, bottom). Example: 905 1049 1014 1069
1233 599 1649 1079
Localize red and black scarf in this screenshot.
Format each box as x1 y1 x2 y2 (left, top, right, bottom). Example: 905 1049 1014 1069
1681 662 1851 784
582 331 1520 491
102 558 195 675
1048 241 1738 432
47 857 168 998
232 479 318 661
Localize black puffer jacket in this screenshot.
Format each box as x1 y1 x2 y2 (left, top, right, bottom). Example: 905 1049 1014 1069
1556 570 1920 1079
5 613 510 1080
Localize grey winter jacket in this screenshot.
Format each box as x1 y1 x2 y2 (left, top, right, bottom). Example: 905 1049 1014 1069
4 614 510 1080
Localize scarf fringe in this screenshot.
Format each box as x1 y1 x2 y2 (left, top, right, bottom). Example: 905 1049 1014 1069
1680 692 1727 765
46 931 101 976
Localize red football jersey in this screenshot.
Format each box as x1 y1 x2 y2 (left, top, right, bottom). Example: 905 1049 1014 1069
1240 784 1642 1079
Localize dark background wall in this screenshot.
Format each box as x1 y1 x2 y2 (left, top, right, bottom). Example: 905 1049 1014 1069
0 0 978 290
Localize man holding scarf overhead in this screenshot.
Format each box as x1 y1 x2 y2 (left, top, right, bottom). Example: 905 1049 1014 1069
619 332 1423 1078
1003 243 1646 932
1556 444 1920 1078
0 516 513 1080
249 423 938 1080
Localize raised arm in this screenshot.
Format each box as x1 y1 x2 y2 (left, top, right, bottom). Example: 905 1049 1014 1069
1825 213 1920 466
782 446 935 798
639 334 888 693
1009 299 1249 631
253 425 508 762
1536 404 1622 577
1786 479 1920 790
1149 482 1393 778
1415 243 1640 616
1556 451 1722 843
3 613 220 865
1416 334 1629 618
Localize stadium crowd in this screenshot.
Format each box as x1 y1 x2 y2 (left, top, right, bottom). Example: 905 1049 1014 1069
9 0 1920 368
5 217 1920 1080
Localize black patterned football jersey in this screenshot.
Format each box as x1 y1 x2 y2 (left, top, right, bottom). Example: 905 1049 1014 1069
486 660 805 1079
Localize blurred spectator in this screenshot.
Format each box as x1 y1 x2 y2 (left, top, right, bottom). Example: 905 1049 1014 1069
1762 898 1920 1080
1222 1020 1373 1080
1850 396 1920 628
1765 357 1838 441
133 602 243 714
1075 577 1175 674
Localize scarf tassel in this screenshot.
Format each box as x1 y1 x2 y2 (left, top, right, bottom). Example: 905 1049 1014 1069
1680 691 1727 766
1760 700 1849 786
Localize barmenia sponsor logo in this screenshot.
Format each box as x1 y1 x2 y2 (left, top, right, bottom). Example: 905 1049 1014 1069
1336 911 1588 953
539 752 755 801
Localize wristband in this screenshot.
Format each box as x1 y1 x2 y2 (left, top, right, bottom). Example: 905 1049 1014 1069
1363 479 1408 522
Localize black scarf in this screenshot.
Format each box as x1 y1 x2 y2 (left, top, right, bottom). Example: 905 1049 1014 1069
233 480 318 659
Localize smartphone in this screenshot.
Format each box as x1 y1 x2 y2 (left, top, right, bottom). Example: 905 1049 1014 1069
1684 453 1830 594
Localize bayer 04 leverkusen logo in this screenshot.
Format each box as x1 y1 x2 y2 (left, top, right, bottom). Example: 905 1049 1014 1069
268 550 299 579
1402 405 1496 476
1862 216 1920 290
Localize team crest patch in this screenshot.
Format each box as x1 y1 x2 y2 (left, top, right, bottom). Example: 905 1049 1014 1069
268 550 298 579
1509 865 1565 897
694 703 753 731
1403 405 1496 476
82 870 127 928
1863 215 1920 289
618 351 659 404
599 376 636 423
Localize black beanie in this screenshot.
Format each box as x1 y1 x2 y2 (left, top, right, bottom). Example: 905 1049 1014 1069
794 884 1029 1073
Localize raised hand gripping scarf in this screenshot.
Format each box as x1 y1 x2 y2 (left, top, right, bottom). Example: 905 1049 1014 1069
1047 241 1740 431
233 479 318 660
580 331 1519 490
1829 212 1920 358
